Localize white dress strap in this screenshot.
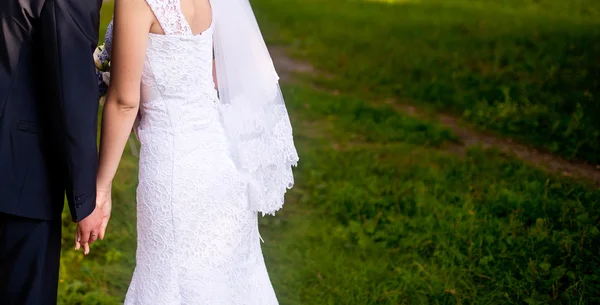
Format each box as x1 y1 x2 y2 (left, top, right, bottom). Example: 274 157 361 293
145 0 193 36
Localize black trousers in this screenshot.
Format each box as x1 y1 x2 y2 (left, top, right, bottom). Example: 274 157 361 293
0 213 62 305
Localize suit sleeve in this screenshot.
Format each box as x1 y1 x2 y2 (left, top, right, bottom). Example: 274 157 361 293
41 0 103 222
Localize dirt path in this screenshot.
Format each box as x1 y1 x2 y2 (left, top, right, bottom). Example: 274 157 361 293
268 46 600 187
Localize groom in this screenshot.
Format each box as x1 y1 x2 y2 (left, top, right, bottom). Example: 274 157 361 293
0 0 105 303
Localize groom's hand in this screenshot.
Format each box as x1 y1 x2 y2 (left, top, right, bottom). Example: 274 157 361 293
75 207 103 255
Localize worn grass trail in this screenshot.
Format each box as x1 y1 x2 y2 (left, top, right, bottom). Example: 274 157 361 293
254 0 600 163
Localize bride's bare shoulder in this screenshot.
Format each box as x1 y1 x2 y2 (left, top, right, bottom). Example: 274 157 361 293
108 0 155 106
114 0 155 20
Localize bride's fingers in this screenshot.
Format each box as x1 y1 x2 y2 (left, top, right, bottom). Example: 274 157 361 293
75 228 81 250
79 229 91 255
100 215 111 240
100 222 107 240
83 242 90 255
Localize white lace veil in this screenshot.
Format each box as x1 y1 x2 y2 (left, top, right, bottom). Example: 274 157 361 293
211 0 298 215
103 0 298 215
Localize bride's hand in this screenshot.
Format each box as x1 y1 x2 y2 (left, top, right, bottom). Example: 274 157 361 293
96 186 113 240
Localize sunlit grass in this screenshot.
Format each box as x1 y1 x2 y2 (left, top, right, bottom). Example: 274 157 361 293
254 0 600 162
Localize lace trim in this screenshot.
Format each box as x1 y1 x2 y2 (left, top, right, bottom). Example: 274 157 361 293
146 0 193 36
218 86 299 216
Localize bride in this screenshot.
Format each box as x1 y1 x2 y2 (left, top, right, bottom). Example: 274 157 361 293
90 0 298 303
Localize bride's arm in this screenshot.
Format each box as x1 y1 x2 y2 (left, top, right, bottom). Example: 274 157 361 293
96 0 153 191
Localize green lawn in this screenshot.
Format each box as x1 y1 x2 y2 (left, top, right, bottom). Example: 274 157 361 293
58 1 600 304
253 0 600 163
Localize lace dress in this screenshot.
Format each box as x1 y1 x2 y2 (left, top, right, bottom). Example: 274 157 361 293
117 0 280 303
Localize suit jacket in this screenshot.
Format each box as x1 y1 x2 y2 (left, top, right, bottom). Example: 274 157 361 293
0 0 102 221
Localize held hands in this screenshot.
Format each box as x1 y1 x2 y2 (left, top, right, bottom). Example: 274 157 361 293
75 188 113 255
75 206 103 255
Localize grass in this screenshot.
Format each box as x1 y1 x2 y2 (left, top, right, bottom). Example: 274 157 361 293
265 86 600 304
252 0 600 163
57 1 600 304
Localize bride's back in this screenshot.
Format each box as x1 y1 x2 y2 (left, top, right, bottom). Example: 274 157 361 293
140 0 217 106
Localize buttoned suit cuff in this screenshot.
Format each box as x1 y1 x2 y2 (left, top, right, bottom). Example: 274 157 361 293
69 192 96 222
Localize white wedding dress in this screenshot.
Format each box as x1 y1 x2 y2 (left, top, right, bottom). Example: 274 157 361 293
120 0 280 304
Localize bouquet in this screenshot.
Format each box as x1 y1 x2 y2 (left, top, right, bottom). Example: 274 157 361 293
93 44 111 98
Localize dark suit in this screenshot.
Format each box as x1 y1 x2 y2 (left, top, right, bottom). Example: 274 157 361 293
0 0 102 303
